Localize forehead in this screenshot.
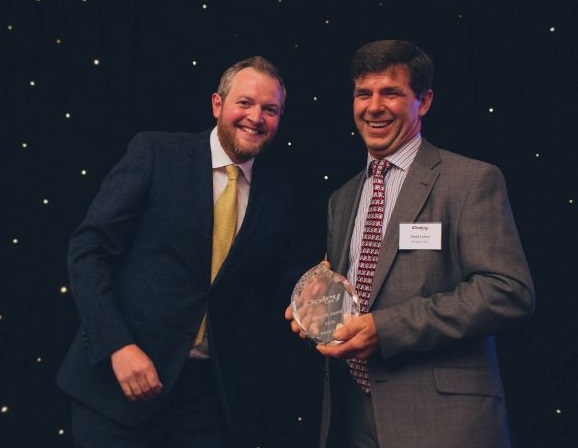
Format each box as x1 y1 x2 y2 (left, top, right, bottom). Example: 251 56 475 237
228 68 283 103
354 65 411 88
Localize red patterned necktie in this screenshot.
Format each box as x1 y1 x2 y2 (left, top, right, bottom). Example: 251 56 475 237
347 158 390 393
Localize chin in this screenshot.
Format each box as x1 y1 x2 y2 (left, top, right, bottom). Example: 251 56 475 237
232 146 262 162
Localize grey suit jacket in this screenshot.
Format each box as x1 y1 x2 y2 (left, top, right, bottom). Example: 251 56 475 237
321 140 534 448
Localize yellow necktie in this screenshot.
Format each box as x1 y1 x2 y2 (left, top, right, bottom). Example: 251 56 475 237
195 164 239 346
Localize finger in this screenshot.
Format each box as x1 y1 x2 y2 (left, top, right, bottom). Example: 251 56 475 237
135 379 153 401
125 378 143 401
333 314 368 341
141 371 163 399
290 319 302 334
284 306 293 320
119 380 137 402
316 343 341 358
317 339 357 359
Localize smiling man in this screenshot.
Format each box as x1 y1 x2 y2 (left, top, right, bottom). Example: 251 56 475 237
58 56 293 448
286 40 535 448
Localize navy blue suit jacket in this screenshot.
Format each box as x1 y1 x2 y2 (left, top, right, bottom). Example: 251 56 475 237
57 130 293 427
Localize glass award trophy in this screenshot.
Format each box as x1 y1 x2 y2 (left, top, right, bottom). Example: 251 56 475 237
290 262 359 345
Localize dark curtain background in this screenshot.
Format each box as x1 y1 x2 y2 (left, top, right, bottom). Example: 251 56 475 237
1 0 577 447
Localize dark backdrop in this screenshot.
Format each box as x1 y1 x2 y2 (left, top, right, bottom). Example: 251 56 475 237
1 1 578 447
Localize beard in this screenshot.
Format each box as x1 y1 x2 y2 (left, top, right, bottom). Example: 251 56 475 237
216 120 274 163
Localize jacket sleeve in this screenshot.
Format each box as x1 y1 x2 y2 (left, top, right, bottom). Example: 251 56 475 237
67 132 155 366
370 163 535 360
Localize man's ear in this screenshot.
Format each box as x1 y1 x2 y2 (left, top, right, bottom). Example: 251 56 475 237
418 89 433 117
211 93 223 119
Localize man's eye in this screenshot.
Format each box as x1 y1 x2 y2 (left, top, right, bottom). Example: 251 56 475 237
264 108 279 117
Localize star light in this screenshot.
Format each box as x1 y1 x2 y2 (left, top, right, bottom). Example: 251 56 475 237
22 142 28 148
1 406 8 414
93 59 100 66
324 175 329 180
81 169 88 176
58 429 65 435
488 107 494 113
60 286 68 294
30 80 36 87
549 27 556 33
12 238 19 244
65 112 71 119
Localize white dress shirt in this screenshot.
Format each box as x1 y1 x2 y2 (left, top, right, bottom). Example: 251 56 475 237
347 134 422 288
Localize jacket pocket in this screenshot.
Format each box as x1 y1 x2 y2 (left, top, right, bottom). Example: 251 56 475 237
433 366 504 398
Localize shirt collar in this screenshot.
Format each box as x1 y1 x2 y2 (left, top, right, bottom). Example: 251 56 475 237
364 134 422 178
210 127 254 183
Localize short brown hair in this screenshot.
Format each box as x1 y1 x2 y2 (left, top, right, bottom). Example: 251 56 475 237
217 56 287 110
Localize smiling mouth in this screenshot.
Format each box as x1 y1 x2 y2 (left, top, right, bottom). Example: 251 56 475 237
239 125 263 135
367 120 392 129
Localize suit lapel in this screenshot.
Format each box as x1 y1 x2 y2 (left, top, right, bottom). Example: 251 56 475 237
186 131 214 285
369 141 441 306
334 172 366 276
211 157 270 284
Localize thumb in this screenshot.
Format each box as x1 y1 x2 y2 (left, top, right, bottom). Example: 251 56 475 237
333 322 349 341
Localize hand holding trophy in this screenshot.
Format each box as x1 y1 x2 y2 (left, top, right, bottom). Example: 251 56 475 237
290 262 359 345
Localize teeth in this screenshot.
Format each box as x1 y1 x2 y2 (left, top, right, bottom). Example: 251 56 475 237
240 126 259 134
368 121 387 128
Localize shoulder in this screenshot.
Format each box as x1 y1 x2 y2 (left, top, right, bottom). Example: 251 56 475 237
421 140 503 178
417 141 508 200
127 129 211 152
253 158 294 202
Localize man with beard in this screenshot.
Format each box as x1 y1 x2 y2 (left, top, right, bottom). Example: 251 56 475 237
58 56 292 448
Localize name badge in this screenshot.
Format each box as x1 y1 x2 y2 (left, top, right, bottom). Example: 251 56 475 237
399 223 442 250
